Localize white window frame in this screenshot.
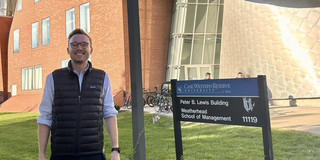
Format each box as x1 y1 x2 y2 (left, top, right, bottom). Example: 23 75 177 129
61 59 70 68
32 22 39 48
22 65 42 90
0 0 7 16
16 0 22 11
66 8 75 39
42 18 50 45
80 2 90 33
13 29 19 53
61 57 91 68
11 85 17 96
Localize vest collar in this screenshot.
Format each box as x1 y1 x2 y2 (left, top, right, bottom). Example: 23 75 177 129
67 60 92 74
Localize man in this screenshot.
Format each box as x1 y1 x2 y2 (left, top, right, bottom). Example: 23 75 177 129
205 72 211 79
236 72 243 78
37 29 120 160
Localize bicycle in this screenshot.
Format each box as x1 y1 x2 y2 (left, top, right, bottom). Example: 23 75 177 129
153 94 172 113
145 85 159 107
122 91 132 109
153 82 173 113
142 88 152 107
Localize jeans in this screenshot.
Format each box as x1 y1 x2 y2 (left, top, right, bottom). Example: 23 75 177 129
50 153 106 160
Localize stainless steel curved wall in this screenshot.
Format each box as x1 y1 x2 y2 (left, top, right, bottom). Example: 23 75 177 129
220 0 320 98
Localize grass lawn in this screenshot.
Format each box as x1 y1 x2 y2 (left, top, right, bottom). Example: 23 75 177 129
0 111 320 160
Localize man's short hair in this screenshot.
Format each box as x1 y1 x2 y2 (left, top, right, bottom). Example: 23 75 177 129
206 72 211 75
68 28 92 47
238 72 243 74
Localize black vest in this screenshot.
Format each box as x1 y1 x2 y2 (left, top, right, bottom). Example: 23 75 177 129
51 61 105 156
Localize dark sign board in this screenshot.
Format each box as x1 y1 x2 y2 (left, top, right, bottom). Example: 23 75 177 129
171 76 274 160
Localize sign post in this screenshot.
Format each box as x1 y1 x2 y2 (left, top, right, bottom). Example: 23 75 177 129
127 0 146 159
171 75 273 160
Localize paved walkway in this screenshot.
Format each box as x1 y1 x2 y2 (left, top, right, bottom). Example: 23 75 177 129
141 105 320 135
269 105 320 134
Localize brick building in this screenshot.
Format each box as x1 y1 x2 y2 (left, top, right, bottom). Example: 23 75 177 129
1 0 320 111
1 0 172 111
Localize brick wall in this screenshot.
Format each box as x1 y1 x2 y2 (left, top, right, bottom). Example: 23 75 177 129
5 0 172 107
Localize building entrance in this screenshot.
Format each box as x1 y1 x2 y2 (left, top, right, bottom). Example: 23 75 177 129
185 65 211 80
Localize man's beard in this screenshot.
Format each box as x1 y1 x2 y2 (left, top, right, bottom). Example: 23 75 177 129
73 59 87 64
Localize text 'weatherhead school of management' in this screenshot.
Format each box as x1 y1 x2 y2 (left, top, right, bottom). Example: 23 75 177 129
180 108 232 122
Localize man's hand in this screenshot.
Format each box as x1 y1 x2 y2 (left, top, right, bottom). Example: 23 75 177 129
39 154 46 160
110 151 120 160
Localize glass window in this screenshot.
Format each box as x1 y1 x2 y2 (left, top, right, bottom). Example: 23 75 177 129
166 0 224 80
184 4 196 33
179 66 185 80
66 8 75 38
191 35 204 64
80 2 90 33
34 65 42 89
213 65 220 78
207 4 218 33
181 35 192 64
61 59 70 68
217 6 224 33
0 0 7 16
194 4 207 33
16 0 22 11
187 67 197 80
214 35 221 64
42 18 50 45
22 65 42 90
13 29 19 53
32 22 39 48
209 0 219 3
188 0 197 3
62 58 91 68
203 34 215 64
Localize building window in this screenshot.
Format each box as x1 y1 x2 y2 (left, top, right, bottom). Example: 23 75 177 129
0 0 7 16
22 65 42 90
32 22 39 48
61 59 70 68
66 8 75 38
13 29 19 53
166 0 224 80
80 2 90 33
16 0 22 11
61 57 91 68
42 18 50 45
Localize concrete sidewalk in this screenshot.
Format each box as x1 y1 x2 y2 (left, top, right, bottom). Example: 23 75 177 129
269 105 320 134
141 105 320 135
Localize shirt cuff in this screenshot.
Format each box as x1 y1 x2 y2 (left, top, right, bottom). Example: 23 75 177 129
37 117 52 128
103 108 118 118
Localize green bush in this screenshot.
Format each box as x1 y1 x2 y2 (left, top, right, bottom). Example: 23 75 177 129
114 104 121 111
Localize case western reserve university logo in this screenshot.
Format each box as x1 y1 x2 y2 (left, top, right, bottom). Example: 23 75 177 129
242 97 255 113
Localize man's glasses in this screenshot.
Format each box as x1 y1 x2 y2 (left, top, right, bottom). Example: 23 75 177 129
69 42 89 49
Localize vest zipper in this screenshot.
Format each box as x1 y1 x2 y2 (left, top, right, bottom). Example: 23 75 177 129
76 69 89 155
76 75 81 155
